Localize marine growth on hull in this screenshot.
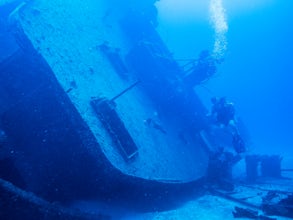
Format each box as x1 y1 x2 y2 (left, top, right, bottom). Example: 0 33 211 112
0 0 292 219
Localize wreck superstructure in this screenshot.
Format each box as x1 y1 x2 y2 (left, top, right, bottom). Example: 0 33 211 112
0 0 211 201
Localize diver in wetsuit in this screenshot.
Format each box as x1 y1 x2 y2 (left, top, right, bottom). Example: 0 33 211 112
210 97 247 154
211 97 235 126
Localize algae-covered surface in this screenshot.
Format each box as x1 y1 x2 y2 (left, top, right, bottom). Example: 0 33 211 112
14 0 208 181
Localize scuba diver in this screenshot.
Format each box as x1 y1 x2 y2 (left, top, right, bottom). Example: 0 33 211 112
210 97 247 154
211 96 235 126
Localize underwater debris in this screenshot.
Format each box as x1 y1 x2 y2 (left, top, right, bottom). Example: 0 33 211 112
232 206 259 219
232 206 277 219
262 194 293 218
0 178 111 220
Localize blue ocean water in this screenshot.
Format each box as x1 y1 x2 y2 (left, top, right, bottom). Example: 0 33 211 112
1 0 293 219
158 0 293 155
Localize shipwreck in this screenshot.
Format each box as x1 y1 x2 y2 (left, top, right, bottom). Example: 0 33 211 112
0 0 213 202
